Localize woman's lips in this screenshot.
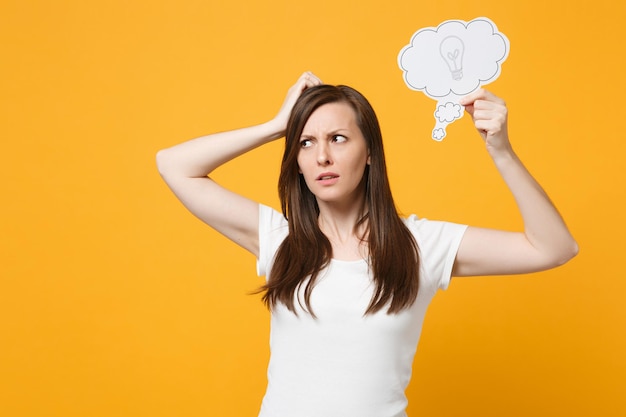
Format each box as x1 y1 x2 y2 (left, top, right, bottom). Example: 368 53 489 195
317 172 339 180
316 172 339 185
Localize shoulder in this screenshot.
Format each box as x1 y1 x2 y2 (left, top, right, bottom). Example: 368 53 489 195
257 204 289 277
402 214 468 248
402 214 468 290
259 204 289 244
260 204 288 228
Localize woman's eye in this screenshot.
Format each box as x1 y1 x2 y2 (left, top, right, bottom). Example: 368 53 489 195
332 135 347 143
300 139 312 148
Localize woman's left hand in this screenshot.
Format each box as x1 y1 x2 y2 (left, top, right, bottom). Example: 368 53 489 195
453 89 578 278
459 89 510 155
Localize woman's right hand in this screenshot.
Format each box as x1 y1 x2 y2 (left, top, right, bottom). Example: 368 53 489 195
157 71 323 258
272 71 323 136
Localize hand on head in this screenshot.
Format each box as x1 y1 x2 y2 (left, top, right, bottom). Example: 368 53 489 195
274 72 323 133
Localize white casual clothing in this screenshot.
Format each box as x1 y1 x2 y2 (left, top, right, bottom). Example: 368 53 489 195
256 204 467 417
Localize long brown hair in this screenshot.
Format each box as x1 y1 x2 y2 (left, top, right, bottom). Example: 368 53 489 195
260 84 420 315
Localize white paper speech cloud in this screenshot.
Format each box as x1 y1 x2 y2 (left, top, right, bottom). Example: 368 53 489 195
398 17 510 141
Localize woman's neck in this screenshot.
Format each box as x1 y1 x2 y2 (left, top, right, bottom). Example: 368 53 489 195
317 198 369 261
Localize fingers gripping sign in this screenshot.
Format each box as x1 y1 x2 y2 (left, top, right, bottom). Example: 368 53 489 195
459 89 510 151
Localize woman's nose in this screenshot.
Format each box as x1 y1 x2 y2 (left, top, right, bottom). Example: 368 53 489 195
316 144 331 165
317 148 331 165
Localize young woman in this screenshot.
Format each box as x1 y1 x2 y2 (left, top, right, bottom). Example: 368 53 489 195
156 71 577 417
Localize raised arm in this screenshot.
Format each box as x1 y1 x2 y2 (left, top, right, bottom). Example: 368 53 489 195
156 72 322 257
452 89 578 277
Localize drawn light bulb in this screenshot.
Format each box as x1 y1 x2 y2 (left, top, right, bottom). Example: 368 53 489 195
439 36 465 81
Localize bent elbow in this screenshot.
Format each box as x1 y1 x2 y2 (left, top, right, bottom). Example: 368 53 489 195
156 148 173 177
566 239 580 261
553 239 579 267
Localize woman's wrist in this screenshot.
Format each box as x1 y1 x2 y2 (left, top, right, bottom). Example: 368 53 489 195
261 118 287 142
488 141 517 167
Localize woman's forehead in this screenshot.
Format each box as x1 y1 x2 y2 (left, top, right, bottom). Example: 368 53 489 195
302 102 358 134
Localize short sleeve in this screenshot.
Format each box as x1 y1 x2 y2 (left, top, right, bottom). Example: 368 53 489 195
403 215 467 290
256 204 289 278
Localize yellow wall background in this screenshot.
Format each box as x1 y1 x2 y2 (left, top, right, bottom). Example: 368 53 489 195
1 1 624 416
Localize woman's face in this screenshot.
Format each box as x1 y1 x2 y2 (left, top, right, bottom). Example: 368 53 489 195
297 102 370 206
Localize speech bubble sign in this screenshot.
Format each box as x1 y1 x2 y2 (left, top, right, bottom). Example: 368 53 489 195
398 17 510 141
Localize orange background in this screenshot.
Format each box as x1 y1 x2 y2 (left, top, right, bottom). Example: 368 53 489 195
1 1 624 416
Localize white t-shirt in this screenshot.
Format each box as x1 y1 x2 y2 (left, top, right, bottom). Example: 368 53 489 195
256 204 467 417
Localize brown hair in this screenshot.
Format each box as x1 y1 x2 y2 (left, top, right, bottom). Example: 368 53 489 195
260 84 420 315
